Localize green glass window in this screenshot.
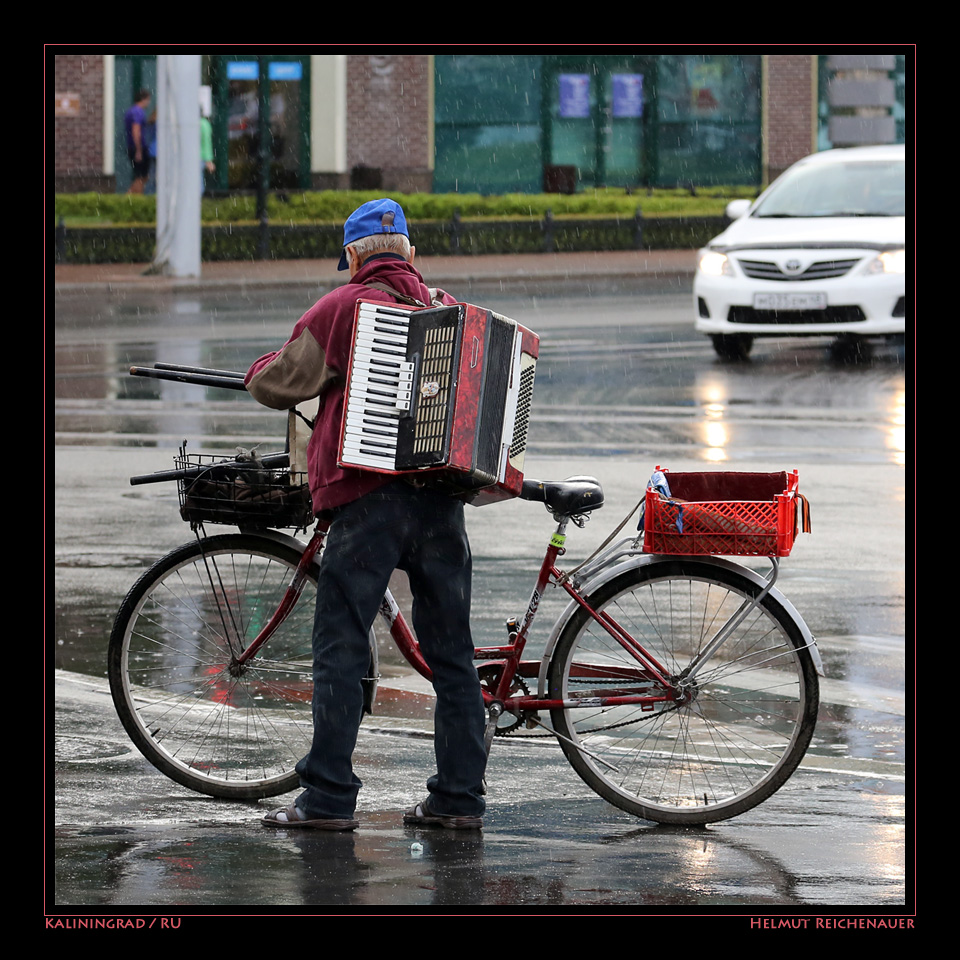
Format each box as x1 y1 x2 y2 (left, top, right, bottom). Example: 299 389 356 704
214 55 310 191
434 54 761 194
434 55 543 194
654 55 761 186
542 57 654 190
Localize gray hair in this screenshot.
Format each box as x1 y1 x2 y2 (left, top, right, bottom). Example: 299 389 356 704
347 232 411 264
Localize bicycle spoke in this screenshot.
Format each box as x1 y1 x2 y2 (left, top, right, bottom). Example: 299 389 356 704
110 536 320 799
549 561 817 824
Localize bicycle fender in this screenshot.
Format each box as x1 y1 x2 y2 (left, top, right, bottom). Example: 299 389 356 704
237 528 318 564
537 554 823 696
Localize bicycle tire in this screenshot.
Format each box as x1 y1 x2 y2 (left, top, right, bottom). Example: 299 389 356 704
547 559 819 825
108 534 318 800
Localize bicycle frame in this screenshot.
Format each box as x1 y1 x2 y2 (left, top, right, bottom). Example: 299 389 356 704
131 366 810 720
229 531 324 669
228 515 717 723
460 516 678 715
227 502 823 728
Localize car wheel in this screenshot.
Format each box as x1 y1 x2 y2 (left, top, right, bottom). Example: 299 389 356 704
711 334 754 361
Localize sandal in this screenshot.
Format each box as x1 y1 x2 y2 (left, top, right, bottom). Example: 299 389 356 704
403 799 483 830
261 803 359 831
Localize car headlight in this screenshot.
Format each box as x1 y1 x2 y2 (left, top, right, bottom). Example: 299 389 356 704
698 251 734 277
865 249 906 274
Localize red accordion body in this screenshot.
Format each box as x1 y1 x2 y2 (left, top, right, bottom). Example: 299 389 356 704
338 299 539 505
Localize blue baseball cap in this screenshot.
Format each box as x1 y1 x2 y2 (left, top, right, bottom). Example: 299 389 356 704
338 198 409 270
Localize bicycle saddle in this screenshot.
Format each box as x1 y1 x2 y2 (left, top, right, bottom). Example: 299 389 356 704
520 476 604 517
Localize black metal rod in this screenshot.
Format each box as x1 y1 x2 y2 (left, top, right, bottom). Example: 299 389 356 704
130 451 290 486
153 362 245 379
129 366 248 391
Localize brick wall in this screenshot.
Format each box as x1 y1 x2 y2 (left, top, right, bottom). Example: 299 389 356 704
765 55 817 183
346 55 432 193
53 55 114 192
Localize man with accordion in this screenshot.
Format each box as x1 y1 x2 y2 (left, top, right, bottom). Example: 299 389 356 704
246 199 487 831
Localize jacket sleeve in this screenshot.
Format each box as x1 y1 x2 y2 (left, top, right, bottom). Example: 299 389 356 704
245 315 338 410
429 286 459 306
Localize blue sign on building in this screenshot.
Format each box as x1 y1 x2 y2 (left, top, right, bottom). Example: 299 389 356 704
227 61 258 81
226 60 303 81
269 61 302 81
559 74 591 118
612 74 643 117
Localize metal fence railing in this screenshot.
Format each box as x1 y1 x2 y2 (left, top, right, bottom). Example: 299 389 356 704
54 212 728 264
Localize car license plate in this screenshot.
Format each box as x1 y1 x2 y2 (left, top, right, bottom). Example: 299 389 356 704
754 292 827 310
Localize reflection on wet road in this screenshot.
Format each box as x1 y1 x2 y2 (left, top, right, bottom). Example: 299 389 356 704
55 290 906 467
53 286 909 909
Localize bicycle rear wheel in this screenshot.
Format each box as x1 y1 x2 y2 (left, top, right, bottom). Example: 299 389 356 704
108 534 317 799
547 560 819 825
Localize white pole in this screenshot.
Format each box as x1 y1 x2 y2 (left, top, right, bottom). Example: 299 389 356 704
153 55 201 277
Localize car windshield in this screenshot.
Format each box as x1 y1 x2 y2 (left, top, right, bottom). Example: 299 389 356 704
752 159 905 218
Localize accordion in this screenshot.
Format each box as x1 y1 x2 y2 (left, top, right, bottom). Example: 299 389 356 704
338 299 538 504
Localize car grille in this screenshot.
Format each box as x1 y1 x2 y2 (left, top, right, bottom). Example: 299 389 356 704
736 258 860 281
727 306 867 325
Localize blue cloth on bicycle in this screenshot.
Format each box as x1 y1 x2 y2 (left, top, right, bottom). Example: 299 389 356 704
639 469 679 532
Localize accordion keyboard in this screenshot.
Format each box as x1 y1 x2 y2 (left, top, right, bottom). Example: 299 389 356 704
340 302 416 469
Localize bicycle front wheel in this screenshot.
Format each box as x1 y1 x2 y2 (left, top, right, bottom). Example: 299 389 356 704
547 560 819 825
108 534 317 799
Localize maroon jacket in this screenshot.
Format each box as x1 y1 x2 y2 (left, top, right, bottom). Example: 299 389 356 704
245 256 457 513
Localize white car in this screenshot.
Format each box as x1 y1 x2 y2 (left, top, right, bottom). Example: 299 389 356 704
694 144 906 359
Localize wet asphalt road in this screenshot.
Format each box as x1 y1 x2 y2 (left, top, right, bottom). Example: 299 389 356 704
51 275 911 919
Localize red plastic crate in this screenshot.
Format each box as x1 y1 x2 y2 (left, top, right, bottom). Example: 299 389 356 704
642 467 807 557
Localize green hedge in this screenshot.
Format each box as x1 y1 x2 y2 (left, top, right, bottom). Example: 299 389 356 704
54 187 757 227
54 215 727 264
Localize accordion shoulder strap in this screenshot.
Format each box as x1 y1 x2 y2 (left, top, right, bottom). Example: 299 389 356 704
361 279 442 308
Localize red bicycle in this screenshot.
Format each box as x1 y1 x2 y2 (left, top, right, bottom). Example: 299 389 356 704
109 384 821 825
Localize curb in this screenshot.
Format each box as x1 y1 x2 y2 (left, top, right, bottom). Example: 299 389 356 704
53 251 699 298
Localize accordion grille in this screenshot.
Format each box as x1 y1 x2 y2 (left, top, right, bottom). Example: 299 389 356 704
509 357 536 461
413 323 458 455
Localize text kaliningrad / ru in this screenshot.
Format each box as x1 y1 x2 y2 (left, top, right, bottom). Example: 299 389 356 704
45 918 181 929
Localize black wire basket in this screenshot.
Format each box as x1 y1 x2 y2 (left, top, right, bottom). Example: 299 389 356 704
176 453 313 529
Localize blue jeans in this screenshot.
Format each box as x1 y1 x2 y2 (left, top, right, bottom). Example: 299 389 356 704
294 481 487 819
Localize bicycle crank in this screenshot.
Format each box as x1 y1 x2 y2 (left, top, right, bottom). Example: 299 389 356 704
477 665 530 736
